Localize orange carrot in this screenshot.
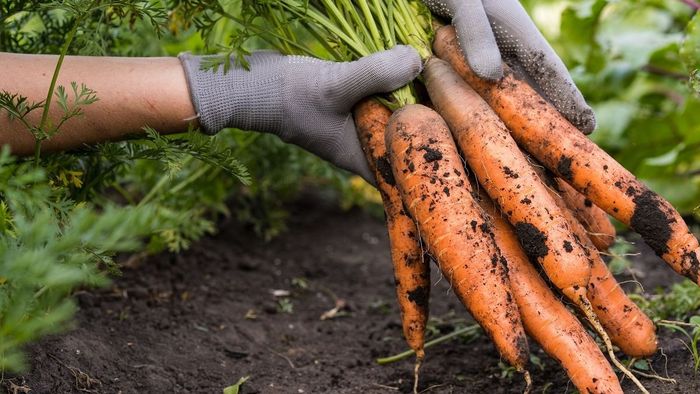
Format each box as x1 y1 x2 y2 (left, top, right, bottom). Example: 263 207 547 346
420 56 648 390
556 179 616 251
479 191 622 394
385 103 529 372
354 99 430 363
536 170 658 358
587 253 658 358
434 25 700 286
422 57 591 304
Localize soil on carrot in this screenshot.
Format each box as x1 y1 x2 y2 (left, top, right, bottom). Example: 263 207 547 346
556 156 574 182
514 222 549 261
8 193 700 394
630 190 673 257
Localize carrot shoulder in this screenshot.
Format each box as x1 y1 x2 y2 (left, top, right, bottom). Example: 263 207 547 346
385 103 528 370
422 57 591 303
434 25 700 285
354 99 430 360
479 193 622 394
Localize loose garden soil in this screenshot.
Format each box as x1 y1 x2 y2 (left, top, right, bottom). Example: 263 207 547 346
6 193 700 393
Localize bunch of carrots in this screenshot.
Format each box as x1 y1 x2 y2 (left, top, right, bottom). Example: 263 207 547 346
250 1 700 392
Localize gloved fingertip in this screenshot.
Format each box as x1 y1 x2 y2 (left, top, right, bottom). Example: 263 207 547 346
456 33 503 81
473 64 503 81
467 51 503 81
387 45 424 80
574 106 597 134
351 45 422 97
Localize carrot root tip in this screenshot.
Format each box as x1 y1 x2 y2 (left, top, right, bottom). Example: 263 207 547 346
579 297 650 394
522 370 532 394
413 357 423 394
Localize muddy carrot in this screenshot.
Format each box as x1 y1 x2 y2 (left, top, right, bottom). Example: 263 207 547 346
479 191 623 394
587 252 658 358
536 171 658 358
420 58 635 386
422 57 591 304
434 25 700 286
420 56 647 390
556 179 616 251
354 99 430 366
385 103 529 372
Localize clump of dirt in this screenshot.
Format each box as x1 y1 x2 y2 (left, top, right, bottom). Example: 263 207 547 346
9 194 700 394
562 240 573 253
631 190 672 256
407 286 429 308
419 146 442 163
376 155 396 186
514 222 549 260
556 156 574 181
682 251 700 283
503 166 519 179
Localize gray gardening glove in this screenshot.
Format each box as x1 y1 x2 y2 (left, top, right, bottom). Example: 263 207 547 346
178 47 422 183
423 0 596 133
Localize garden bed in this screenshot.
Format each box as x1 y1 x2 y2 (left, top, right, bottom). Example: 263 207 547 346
8 194 700 393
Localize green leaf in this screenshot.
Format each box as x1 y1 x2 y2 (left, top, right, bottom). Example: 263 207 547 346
590 100 637 149
639 280 700 320
55 85 69 112
600 13 680 69
681 12 700 78
558 0 607 66
223 376 250 394
690 69 700 95
644 143 685 166
633 359 650 371
674 97 700 144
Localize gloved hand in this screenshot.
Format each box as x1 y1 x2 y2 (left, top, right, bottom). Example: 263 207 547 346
178 46 422 183
422 0 596 133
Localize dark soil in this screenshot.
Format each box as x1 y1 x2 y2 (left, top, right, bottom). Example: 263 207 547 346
7 194 700 393
514 222 549 261
630 190 672 257
556 156 574 182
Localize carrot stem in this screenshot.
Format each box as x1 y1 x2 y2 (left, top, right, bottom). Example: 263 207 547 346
393 0 432 60
36 11 85 164
357 0 383 50
375 324 480 365
319 0 364 50
371 0 394 47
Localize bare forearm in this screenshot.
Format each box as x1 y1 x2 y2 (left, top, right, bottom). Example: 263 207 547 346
0 53 197 155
